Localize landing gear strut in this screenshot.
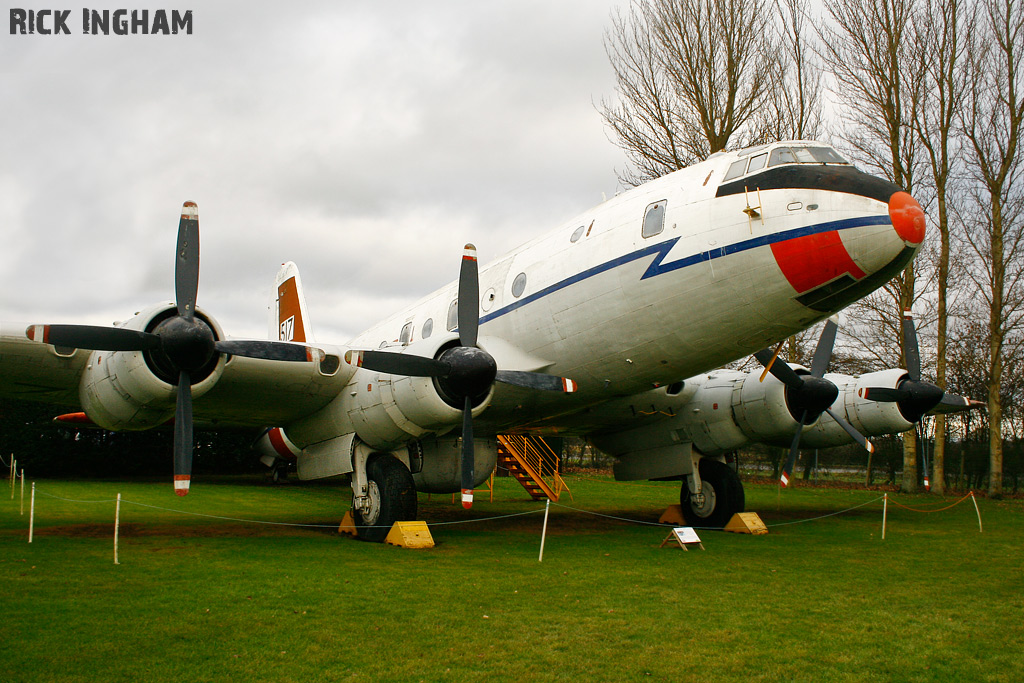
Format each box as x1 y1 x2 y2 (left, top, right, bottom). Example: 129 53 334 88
680 458 744 528
352 454 417 543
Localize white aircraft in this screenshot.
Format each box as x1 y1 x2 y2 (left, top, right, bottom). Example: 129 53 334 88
0 141 974 541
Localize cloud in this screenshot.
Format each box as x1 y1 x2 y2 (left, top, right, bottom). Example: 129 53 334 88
0 1 628 341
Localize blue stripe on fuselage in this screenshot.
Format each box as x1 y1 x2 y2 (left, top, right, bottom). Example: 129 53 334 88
478 214 892 326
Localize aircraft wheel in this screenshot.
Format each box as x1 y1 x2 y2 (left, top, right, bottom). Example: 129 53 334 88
353 454 417 543
680 458 744 528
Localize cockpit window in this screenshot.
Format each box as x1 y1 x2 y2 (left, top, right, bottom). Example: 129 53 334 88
769 145 848 167
747 152 768 174
724 159 747 181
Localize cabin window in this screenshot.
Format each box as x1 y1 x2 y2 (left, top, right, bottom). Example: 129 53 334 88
570 225 585 243
446 300 458 331
400 321 413 345
422 317 433 339
642 200 667 238
512 272 527 298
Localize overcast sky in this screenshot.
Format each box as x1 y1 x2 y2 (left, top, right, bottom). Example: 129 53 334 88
0 1 630 341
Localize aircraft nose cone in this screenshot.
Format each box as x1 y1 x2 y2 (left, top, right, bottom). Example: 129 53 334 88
889 191 926 245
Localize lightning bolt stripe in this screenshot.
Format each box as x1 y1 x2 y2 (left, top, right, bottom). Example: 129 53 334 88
478 214 890 326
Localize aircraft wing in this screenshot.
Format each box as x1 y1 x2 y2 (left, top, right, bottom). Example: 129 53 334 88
192 343 351 428
0 324 87 405
0 323 351 428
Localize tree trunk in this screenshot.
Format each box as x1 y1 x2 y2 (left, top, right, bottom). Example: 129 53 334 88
901 429 918 492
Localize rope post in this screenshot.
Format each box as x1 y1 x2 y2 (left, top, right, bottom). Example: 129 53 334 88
538 499 551 562
10 458 16 499
970 491 983 533
114 493 121 565
20 470 25 515
881 493 888 540
28 482 35 544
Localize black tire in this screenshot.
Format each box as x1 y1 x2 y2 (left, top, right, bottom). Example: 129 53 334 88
679 458 744 528
353 454 418 543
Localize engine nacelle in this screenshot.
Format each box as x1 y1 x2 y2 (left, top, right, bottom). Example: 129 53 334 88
676 369 804 454
408 434 497 493
78 303 227 431
801 370 915 447
346 336 493 450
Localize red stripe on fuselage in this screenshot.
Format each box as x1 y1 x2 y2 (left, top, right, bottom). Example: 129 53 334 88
770 230 866 294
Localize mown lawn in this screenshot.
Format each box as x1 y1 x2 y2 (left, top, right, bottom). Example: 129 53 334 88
1 474 1021 682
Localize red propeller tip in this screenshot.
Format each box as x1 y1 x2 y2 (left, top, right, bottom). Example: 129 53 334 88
780 472 790 487
174 475 191 496
25 325 49 343
181 201 198 219
563 378 578 393
461 490 474 509
462 244 477 262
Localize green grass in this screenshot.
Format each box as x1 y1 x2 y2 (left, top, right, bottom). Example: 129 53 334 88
1 474 1021 682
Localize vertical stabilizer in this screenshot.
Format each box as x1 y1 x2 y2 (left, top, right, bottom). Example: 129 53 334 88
273 261 314 343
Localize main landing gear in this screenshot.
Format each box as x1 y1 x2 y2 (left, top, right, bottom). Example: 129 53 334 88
351 454 417 543
680 458 745 528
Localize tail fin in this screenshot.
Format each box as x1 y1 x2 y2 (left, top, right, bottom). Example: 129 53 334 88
273 261 314 343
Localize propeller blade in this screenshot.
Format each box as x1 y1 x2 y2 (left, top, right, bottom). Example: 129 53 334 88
825 407 874 453
461 395 474 509
495 370 579 393
810 317 839 378
344 349 451 377
175 201 200 321
215 339 323 363
902 309 921 381
458 244 480 348
173 371 193 497
780 410 807 487
754 348 805 391
858 386 905 402
931 393 985 414
26 324 160 351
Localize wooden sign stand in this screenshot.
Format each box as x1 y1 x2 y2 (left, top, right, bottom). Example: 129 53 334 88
660 526 704 551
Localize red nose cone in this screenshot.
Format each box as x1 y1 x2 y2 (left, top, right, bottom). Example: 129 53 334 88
889 191 926 245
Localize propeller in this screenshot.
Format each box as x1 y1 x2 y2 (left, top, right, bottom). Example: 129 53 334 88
26 201 322 496
344 243 578 509
755 317 873 486
857 309 974 421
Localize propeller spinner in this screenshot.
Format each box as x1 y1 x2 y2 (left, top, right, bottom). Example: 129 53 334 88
344 243 578 508
27 201 322 495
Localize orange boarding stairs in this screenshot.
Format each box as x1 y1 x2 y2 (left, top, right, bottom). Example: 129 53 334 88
496 435 572 502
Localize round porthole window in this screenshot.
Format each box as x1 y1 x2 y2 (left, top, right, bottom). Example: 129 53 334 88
570 225 585 243
512 272 527 298
422 318 433 339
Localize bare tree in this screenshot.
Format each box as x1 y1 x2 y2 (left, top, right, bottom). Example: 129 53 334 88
911 0 973 494
819 0 928 492
599 0 779 185
758 0 824 142
962 0 1024 497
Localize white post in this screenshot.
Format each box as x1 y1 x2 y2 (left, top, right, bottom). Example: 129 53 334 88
20 470 25 515
538 499 551 562
970 491 983 533
28 482 35 544
10 459 16 499
114 493 121 565
8 455 13 487
881 493 888 540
